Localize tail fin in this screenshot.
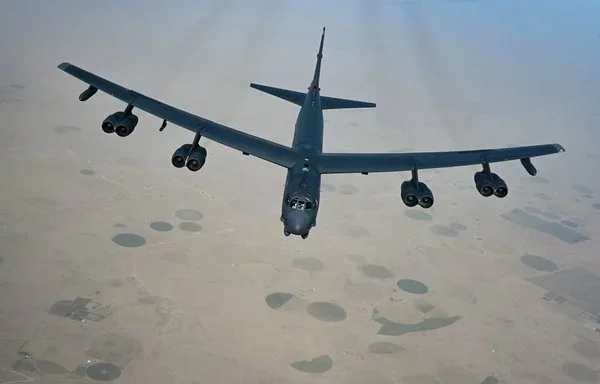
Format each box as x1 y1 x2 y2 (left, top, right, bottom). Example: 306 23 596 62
250 27 376 110
310 27 326 91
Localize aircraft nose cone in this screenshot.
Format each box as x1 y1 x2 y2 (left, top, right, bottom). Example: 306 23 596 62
285 212 311 235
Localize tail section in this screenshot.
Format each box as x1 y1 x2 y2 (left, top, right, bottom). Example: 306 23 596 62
310 27 326 91
250 27 376 110
250 83 376 110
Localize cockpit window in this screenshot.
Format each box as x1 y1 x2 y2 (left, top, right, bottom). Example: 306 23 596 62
286 195 314 210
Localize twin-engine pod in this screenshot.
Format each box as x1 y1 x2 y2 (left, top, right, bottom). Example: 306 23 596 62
101 105 138 137
474 169 508 198
171 144 207 171
401 175 434 209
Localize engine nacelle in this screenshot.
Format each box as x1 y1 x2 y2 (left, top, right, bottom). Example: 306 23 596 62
474 171 494 197
186 146 207 171
491 174 508 198
115 113 139 137
417 182 434 208
401 180 419 207
172 144 192 168
101 112 123 134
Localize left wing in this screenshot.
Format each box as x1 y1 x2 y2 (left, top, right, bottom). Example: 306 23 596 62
316 144 565 174
57 62 300 168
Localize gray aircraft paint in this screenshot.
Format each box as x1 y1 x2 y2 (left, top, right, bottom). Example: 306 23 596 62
57 28 565 239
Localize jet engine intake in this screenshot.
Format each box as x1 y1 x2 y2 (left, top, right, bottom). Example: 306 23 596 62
101 112 123 134
172 144 192 168
186 146 207 172
417 182 434 208
115 113 139 137
491 174 508 198
401 180 418 207
474 171 494 197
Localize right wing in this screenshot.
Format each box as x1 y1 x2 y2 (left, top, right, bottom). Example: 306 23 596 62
58 62 301 169
316 144 565 174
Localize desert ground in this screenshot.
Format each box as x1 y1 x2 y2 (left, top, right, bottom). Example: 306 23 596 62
1 1 600 383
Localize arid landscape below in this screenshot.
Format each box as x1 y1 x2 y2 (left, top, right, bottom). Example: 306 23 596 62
1 1 600 383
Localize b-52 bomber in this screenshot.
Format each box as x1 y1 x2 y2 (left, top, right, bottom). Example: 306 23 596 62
58 27 565 239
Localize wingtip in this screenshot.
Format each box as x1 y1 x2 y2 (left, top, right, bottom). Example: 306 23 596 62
57 62 71 70
322 27 326 34
553 143 566 152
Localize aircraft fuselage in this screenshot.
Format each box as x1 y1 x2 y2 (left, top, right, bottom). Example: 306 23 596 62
280 87 323 238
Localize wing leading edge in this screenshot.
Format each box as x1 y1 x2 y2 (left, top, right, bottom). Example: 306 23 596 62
57 62 300 169
316 144 565 174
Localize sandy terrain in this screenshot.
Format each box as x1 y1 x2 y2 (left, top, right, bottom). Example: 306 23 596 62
1 1 600 383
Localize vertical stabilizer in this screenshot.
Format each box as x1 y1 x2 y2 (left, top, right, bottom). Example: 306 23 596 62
310 27 326 91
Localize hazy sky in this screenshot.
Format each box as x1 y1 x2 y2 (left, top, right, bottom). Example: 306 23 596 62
1 0 599 182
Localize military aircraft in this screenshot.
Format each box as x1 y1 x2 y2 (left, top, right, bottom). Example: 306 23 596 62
58 27 565 239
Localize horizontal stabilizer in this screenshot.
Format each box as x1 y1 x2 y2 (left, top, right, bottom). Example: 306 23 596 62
250 83 305 106
251 83 376 110
321 96 376 110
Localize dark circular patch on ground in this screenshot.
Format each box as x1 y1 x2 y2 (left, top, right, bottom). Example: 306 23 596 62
149 221 173 232
525 206 542 214
574 340 600 359
593 203 600 210
290 355 332 373
561 220 579 228
87 362 122 381
449 222 467 231
340 223 371 238
174 209 204 221
404 209 432 221
573 184 594 195
10 84 24 89
360 264 394 280
541 211 560 220
292 257 324 272
320 183 336 192
112 233 146 247
52 125 81 134
306 302 347 323
368 341 405 354
80 169 96 176
533 192 552 201
430 225 460 237
36 360 69 374
520 254 558 272
266 292 294 310
178 222 202 232
338 184 359 195
397 279 428 294
528 177 551 185
561 361 598 382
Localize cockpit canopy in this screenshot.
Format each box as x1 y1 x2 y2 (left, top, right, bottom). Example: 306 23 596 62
285 194 316 210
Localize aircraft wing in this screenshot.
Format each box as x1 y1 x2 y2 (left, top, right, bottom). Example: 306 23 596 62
316 144 565 174
57 62 300 168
